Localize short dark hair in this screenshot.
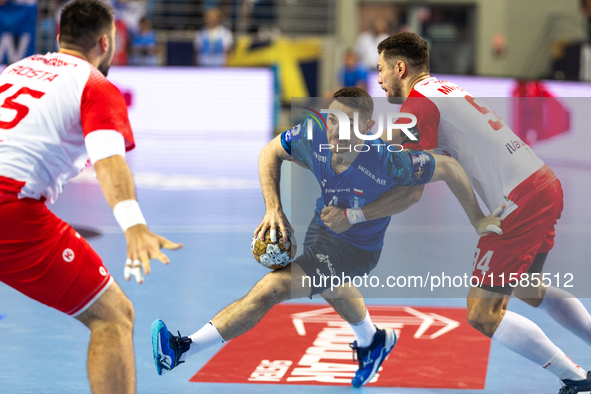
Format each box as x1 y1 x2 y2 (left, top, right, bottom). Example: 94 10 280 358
330 87 374 121
377 32 429 73
59 0 114 53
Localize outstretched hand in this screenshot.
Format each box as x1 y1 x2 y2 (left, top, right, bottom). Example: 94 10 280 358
123 224 183 284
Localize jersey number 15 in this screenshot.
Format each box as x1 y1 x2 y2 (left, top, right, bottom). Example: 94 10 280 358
0 83 45 130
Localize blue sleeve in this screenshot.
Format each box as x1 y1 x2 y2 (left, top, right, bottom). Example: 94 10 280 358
386 151 435 189
280 118 317 171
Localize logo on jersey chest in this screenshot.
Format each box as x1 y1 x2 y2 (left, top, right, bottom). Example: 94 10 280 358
358 165 387 185
324 187 350 194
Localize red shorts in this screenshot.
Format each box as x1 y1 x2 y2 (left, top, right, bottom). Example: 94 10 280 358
472 165 563 287
0 194 112 316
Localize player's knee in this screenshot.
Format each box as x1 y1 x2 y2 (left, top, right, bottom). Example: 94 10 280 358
116 295 135 329
513 285 545 308
102 291 134 333
466 302 500 337
77 283 134 331
251 272 291 306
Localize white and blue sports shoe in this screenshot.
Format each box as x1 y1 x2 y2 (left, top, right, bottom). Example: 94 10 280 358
350 327 397 388
151 319 192 375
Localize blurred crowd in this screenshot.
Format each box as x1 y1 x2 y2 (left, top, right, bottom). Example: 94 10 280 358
6 0 589 81
34 0 282 67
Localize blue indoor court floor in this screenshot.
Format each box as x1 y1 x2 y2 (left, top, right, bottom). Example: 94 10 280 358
1 122 591 394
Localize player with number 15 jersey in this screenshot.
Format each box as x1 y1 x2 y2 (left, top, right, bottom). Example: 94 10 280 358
0 1 181 391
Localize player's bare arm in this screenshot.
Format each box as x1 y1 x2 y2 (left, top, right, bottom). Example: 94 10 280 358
255 134 297 243
321 148 435 234
429 154 502 236
94 155 182 281
321 185 424 234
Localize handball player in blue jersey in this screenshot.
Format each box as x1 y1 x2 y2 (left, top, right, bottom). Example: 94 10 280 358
151 87 501 387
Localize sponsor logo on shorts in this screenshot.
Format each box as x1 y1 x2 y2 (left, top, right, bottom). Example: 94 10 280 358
315 254 336 277
62 248 75 262
99 266 107 276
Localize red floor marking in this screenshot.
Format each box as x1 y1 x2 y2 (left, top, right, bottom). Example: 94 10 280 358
190 304 491 389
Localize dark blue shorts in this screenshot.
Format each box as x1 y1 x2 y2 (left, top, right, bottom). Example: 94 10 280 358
294 214 382 296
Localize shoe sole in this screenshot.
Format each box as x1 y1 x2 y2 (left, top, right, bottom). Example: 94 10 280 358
151 319 166 376
353 328 397 388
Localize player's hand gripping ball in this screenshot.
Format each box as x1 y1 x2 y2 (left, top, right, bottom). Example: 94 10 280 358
251 228 296 269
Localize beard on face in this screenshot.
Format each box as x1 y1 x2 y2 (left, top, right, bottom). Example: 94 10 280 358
386 78 405 104
97 60 110 77
98 37 115 76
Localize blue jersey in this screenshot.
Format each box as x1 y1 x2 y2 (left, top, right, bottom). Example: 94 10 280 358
281 118 435 251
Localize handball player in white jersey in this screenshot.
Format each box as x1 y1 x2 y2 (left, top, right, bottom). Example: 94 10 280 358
0 0 181 392
321 32 591 393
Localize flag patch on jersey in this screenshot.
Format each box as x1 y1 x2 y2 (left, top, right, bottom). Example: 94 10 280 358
354 188 363 195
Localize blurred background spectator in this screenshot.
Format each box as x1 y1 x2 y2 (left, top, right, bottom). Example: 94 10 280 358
194 7 233 67
355 18 389 70
129 16 160 65
336 50 368 91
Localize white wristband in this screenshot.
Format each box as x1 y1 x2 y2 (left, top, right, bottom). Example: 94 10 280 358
113 199 147 232
345 207 367 225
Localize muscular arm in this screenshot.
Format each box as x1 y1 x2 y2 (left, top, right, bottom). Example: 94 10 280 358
94 154 136 208
258 136 286 211
255 135 294 242
362 185 424 220
320 184 424 234
94 155 181 279
358 148 436 219
322 152 501 236
429 155 484 227
429 154 501 235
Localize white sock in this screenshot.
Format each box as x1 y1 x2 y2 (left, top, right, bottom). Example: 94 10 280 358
350 311 377 347
180 321 225 361
539 286 591 347
493 311 586 381
543 349 588 382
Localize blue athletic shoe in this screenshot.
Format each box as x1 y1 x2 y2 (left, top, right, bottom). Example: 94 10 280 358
350 327 397 388
560 371 591 394
151 319 192 375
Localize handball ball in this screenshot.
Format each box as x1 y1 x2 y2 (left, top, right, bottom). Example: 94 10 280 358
251 227 296 269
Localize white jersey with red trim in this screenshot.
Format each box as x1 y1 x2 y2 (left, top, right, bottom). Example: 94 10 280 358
0 52 134 203
400 77 544 216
